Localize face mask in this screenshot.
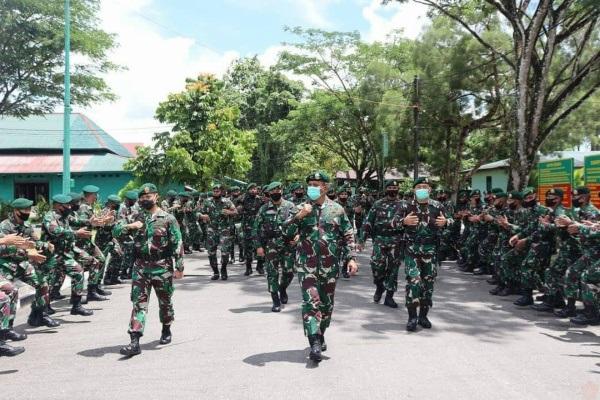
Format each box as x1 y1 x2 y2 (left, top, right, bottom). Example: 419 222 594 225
473 197 481 203
71 204 80 212
572 198 581 208
523 199 536 208
339 196 348 202
494 203 503 210
139 199 155 210
18 212 30 220
386 190 398 198
269 193 282 202
545 199 558 207
60 207 72 217
127 200 136 207
415 188 429 201
295 192 304 198
509 203 518 210
438 195 447 201
327 193 336 200
307 186 322 201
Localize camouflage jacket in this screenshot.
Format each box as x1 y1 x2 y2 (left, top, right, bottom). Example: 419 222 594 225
359 197 404 243
0 214 50 263
284 199 356 267
113 208 184 271
336 198 355 224
200 197 236 231
240 194 263 230
253 199 296 249
572 203 600 252
517 204 554 244
393 199 452 255
42 210 77 257
290 194 307 206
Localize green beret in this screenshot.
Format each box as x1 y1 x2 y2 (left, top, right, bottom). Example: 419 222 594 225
288 182 301 192
166 190 177 196
413 177 431 188
178 192 191 198
306 171 330 183
246 183 257 190
546 188 564 197
491 188 503 194
573 186 589 195
125 190 139 201
68 192 82 202
139 183 158 195
191 191 200 198
230 186 240 191
107 195 121 204
82 185 99 194
386 180 400 188
458 189 470 196
495 192 508 199
52 194 72 204
470 189 481 197
521 187 535 197
337 185 351 194
212 183 224 190
265 181 283 192
11 198 33 209
508 191 523 200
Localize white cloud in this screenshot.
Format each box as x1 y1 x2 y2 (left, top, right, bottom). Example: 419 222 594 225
362 0 429 42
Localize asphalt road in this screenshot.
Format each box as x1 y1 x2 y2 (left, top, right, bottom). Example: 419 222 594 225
2 246 599 400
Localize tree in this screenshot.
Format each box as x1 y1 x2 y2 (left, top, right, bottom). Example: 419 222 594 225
125 74 256 189
0 0 119 117
387 0 600 189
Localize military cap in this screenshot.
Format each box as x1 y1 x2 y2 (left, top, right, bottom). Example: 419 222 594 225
508 191 523 200
470 189 481 197
68 192 83 202
413 177 431 188
107 195 121 204
491 188 503 194
212 183 224 190
166 189 177 197
230 186 240 192
178 191 191 198
11 198 33 209
52 194 72 204
573 186 589 195
521 187 535 197
125 190 139 200
266 181 283 192
386 180 400 188
457 189 469 197
546 188 564 197
82 185 99 194
139 183 158 195
191 191 200 198
306 171 330 183
495 192 508 199
337 185 351 194
246 183 258 190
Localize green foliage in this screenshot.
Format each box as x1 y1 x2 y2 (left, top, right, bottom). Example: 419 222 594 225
0 0 119 117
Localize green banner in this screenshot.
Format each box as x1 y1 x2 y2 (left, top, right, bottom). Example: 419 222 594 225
584 154 600 208
538 158 573 207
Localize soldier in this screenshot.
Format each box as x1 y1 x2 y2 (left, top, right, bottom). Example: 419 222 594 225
394 177 450 332
117 190 140 280
436 188 457 262
42 194 93 316
458 190 485 272
358 181 403 308
0 198 60 329
161 190 178 212
115 183 184 357
97 195 123 285
284 171 358 362
336 185 355 279
253 182 296 312
485 192 509 286
289 182 307 205
0 273 24 356
199 184 237 280
240 183 264 276
174 192 192 254
189 191 203 252
326 187 337 201
229 186 244 262
352 187 374 234
473 188 503 275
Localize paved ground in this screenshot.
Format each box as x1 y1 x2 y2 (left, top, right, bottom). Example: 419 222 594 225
3 246 599 400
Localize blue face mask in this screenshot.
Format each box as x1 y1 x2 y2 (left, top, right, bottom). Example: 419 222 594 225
415 188 430 201
307 186 322 201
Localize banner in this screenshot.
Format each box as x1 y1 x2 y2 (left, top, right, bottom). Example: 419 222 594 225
584 154 600 208
538 158 573 208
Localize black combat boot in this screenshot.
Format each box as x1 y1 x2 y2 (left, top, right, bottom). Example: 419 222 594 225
109 269 123 285
342 263 350 279
406 305 418 332
160 325 172 344
70 296 93 316
0 339 25 357
244 259 253 276
373 281 385 303
531 294 556 312
570 304 600 326
120 333 141 356
279 285 289 304
0 320 27 341
486 275 499 285
271 293 281 312
307 334 322 362
473 264 488 275
220 256 229 281
87 285 108 302
49 286 66 301
514 289 534 306
418 305 432 329
95 284 112 296
46 302 56 315
256 259 265 275
554 298 577 318
318 332 327 352
383 290 398 308
497 285 514 297
209 256 220 280
489 284 505 295
27 308 60 328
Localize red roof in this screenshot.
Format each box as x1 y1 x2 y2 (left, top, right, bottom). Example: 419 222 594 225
0 154 129 173
121 143 143 157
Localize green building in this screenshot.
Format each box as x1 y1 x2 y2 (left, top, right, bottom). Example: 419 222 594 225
0 113 138 203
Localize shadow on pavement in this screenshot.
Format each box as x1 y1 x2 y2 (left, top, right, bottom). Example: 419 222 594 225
77 339 163 358
243 348 329 369
0 369 18 375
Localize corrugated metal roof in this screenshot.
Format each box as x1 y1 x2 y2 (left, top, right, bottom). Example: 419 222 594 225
0 113 132 157
469 151 600 173
0 153 130 173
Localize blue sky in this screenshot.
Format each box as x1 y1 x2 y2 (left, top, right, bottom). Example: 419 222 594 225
83 0 429 143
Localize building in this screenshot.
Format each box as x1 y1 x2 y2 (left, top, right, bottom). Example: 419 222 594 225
0 113 137 203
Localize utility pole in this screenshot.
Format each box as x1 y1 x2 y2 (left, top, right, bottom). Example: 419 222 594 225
381 131 389 192
412 75 420 180
62 0 71 194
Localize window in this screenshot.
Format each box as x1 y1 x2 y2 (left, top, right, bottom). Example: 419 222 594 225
14 182 49 202
486 176 492 192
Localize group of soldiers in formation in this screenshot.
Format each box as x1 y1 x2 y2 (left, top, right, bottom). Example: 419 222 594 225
1 171 599 364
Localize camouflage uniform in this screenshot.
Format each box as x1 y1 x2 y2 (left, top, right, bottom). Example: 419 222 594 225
229 191 244 261
0 275 17 330
458 192 484 272
188 192 202 251
200 194 236 278
438 195 457 261
96 202 123 284
496 201 530 293
72 202 107 288
240 189 265 274
351 190 374 234
117 198 140 279
173 194 192 253
113 207 184 335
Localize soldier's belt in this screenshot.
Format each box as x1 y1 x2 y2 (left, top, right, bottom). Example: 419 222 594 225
135 251 173 262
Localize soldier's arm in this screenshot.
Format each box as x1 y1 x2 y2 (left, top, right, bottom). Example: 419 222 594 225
283 205 302 237
339 210 357 262
43 214 75 241
169 216 184 272
358 206 375 244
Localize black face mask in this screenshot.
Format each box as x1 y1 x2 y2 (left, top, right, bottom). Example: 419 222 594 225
18 212 30 220
60 207 72 217
386 190 398 198
545 199 558 207
295 192 304 198
139 199 155 210
327 194 336 200
269 193 282 202
572 198 582 208
509 203 518 210
71 204 80 212
523 199 536 208
126 200 136 207
339 196 348 202
438 196 447 202
473 198 481 203
494 203 504 210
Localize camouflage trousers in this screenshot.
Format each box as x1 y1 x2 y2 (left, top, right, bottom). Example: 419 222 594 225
581 260 600 307
188 221 201 250
478 233 498 269
490 240 510 277
404 249 437 307
0 276 18 330
49 254 85 297
369 238 401 292
439 224 459 259
0 261 49 311
243 225 264 266
564 253 595 300
264 241 295 294
98 240 123 280
297 262 339 336
75 244 105 285
519 242 553 290
120 241 135 277
499 247 526 287
543 248 581 298
206 227 234 257
178 219 190 250
128 263 175 335
460 230 481 268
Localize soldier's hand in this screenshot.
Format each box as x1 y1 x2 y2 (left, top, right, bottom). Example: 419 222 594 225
76 228 92 239
515 239 527 250
468 215 479 223
556 216 572 227
435 211 447 227
357 243 364 252
128 221 144 230
200 214 210 223
509 234 519 247
296 204 312 220
27 250 47 264
403 212 419 226
0 233 25 247
47 243 55 253
567 223 580 235
174 270 184 279
347 259 359 275
353 206 362 214
581 220 594 226
256 247 265 257
483 214 494 222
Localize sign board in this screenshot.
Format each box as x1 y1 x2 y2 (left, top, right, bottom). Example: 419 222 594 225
537 158 573 207
584 155 600 208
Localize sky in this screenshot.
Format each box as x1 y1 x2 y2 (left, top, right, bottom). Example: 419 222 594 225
80 0 430 144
